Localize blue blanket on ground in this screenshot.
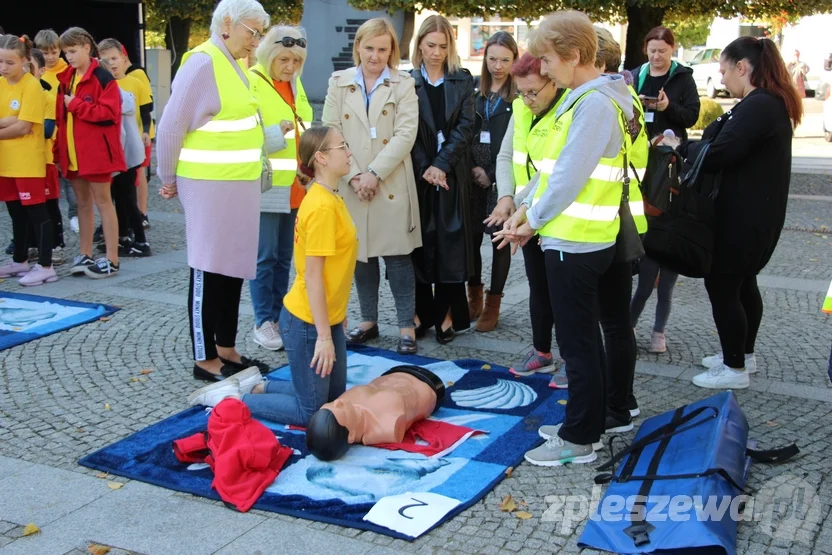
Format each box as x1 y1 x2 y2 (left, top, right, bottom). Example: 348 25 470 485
79 346 565 539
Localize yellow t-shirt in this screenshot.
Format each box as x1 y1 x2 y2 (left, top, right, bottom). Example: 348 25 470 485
126 67 155 139
116 75 152 137
283 183 358 326
44 88 56 166
0 73 46 178
42 58 68 93
66 77 78 171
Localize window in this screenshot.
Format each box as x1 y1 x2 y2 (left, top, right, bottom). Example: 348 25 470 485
470 23 517 57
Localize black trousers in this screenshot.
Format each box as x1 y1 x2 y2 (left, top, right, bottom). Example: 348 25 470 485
704 273 763 369
522 240 554 353
111 168 146 243
188 268 243 361
545 246 633 445
415 282 470 332
7 201 52 267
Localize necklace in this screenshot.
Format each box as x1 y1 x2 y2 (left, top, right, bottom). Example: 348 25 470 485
315 181 339 194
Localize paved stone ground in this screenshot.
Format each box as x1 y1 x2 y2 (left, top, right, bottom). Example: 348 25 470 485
0 171 830 554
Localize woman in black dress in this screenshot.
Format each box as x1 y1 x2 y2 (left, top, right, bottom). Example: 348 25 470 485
467 31 517 333
689 36 803 389
410 15 476 344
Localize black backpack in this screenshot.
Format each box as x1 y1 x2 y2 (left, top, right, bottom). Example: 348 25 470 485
641 140 721 278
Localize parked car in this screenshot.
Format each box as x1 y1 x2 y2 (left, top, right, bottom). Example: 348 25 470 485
824 92 832 142
688 47 725 98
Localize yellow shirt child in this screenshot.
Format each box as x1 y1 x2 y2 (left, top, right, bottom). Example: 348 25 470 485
0 73 46 178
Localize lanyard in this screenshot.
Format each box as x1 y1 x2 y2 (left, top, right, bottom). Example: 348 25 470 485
484 95 501 127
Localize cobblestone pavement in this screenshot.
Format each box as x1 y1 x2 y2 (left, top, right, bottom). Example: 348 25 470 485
0 172 830 554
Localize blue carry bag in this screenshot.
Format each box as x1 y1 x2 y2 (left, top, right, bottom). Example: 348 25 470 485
578 391 798 554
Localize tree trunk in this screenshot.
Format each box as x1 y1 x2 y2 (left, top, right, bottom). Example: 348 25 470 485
165 16 192 78
624 4 665 70
400 10 415 61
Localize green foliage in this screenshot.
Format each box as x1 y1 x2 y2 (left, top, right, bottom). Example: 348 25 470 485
145 0 302 33
664 13 712 49
692 98 724 130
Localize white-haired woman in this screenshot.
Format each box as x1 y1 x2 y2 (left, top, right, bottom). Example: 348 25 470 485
322 17 421 355
157 0 271 380
248 25 314 352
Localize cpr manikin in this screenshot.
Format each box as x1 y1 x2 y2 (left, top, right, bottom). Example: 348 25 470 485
306 365 446 461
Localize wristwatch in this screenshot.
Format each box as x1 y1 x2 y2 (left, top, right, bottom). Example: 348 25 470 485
367 167 382 182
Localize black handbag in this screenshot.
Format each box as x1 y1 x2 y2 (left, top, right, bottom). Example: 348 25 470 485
613 150 645 266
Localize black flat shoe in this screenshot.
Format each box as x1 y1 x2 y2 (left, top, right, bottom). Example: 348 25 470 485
397 335 418 355
414 322 430 339
192 363 238 382
436 326 455 345
220 356 271 375
346 324 379 344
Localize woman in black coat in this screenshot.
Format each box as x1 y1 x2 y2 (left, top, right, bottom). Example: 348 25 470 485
686 36 802 390
410 14 476 343
634 26 700 141
467 31 517 332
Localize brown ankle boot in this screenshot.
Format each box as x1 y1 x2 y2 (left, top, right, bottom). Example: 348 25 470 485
467 283 484 320
476 291 503 332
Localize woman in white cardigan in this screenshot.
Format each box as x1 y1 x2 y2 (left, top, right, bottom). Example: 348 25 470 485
322 18 421 355
248 25 314 351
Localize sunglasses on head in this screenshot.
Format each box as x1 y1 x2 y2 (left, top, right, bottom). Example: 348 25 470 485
278 37 307 49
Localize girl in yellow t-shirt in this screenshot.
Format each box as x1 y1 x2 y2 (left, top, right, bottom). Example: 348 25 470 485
0 35 57 286
187 127 359 428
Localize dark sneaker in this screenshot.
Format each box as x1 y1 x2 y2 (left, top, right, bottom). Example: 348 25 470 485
93 225 104 243
142 214 150 229
605 414 634 434
70 255 96 275
5 241 14 255
125 242 151 257
99 236 133 254
85 258 119 279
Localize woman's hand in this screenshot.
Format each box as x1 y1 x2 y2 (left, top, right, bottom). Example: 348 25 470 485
311 336 336 377
423 166 448 190
472 166 491 189
279 119 294 135
357 172 379 201
484 196 515 228
159 183 177 199
492 221 534 254
656 89 669 112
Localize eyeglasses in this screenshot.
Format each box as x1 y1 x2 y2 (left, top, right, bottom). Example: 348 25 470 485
516 81 553 100
239 22 263 41
278 37 307 49
321 142 349 152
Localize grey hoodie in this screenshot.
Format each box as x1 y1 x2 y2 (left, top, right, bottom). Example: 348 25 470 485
117 90 147 171
523 74 634 254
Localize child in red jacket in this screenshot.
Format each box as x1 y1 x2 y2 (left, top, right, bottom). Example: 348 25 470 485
55 27 126 278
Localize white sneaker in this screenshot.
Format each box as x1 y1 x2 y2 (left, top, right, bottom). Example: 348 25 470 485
234 367 263 395
692 363 750 389
538 424 603 451
253 321 284 351
70 216 79 234
188 377 242 407
701 352 757 374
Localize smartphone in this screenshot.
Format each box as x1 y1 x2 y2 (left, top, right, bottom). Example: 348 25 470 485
641 96 659 102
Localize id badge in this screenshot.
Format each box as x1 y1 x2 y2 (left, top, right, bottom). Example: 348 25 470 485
370 127 378 139
645 111 655 123
437 131 445 152
480 131 491 144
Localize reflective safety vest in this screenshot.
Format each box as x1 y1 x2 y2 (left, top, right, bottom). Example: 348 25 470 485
249 63 314 186
511 95 563 194
824 280 832 314
628 85 649 234
176 41 262 181
532 91 646 243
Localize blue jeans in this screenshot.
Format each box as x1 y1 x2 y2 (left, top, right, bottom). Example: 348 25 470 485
250 210 296 327
242 309 347 426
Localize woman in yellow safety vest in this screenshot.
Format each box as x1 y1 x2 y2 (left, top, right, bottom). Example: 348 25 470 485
494 10 646 468
247 25 314 353
157 0 272 381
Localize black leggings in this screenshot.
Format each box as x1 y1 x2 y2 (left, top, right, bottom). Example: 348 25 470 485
188 268 243 361
468 220 511 295
522 239 554 353
415 282 470 332
704 274 763 369
24 199 63 248
7 201 52 267
111 168 146 243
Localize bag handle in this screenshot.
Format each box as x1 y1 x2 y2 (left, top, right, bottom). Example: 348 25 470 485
251 69 307 132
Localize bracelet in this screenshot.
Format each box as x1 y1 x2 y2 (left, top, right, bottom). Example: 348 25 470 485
317 337 333 342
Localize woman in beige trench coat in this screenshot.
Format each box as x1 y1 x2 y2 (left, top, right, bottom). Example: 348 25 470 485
322 17 421 355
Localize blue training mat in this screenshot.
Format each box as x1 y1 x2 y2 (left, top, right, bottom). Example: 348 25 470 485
79 345 566 540
0 291 119 351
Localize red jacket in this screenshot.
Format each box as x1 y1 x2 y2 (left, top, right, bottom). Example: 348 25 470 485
54 59 126 176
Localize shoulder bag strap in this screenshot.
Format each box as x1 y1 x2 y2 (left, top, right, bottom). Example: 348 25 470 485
251 69 307 131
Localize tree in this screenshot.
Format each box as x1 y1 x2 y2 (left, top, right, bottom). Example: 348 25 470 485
664 14 713 50
145 0 302 74
348 0 832 69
